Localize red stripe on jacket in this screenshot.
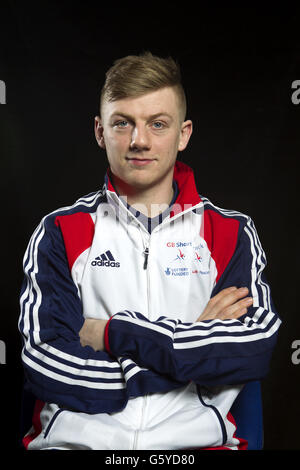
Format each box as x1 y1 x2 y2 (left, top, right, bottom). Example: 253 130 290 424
55 212 95 270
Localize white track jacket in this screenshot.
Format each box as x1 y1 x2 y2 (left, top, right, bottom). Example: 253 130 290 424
19 161 281 450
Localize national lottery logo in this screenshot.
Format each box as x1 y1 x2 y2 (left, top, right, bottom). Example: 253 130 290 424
165 267 189 277
164 266 209 277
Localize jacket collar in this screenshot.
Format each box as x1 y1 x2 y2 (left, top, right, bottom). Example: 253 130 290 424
104 160 202 218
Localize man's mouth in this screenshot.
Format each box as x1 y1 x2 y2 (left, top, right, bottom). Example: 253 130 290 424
126 157 155 167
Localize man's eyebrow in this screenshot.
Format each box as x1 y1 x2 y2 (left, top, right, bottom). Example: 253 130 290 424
149 112 173 121
110 112 134 121
110 112 173 121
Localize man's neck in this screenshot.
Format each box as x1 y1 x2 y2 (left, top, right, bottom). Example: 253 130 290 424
110 175 175 218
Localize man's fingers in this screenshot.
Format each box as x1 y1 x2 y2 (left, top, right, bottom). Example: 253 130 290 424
197 286 253 321
208 287 250 314
79 318 107 351
208 286 239 305
208 286 247 305
219 296 253 320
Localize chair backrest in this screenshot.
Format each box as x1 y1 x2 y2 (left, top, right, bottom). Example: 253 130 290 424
230 381 263 450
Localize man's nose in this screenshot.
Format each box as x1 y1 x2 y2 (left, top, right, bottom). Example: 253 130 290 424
130 124 151 151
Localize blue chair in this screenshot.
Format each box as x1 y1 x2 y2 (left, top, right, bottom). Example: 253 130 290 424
230 381 263 450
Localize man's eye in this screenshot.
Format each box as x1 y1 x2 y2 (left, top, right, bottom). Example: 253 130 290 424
115 121 128 128
152 121 164 129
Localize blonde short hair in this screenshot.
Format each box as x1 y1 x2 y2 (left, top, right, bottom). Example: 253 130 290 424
100 52 187 121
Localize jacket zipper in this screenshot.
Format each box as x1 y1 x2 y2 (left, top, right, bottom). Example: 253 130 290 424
132 395 148 449
143 247 149 270
133 230 151 449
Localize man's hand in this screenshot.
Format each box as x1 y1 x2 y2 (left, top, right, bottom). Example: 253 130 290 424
79 318 108 352
79 288 252 351
197 287 253 322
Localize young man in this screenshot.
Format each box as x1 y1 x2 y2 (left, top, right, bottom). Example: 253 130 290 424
19 52 281 450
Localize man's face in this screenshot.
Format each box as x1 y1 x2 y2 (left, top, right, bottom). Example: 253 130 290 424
95 87 192 194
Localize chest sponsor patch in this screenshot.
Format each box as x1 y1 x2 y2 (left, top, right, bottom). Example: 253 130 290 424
164 241 210 277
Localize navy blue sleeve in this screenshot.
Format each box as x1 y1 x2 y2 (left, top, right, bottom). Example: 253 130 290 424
105 218 281 386
19 214 128 414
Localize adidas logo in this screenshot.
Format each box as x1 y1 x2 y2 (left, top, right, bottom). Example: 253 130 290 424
91 250 120 267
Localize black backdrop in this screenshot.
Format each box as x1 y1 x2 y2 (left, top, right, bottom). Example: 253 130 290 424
0 1 299 453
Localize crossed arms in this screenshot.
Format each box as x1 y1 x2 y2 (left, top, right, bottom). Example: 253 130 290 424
19 210 281 413
79 286 254 351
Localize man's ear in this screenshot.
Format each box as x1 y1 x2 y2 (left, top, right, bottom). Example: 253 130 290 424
94 116 106 149
178 120 193 152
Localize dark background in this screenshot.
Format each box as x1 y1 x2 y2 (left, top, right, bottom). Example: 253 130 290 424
0 1 299 452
